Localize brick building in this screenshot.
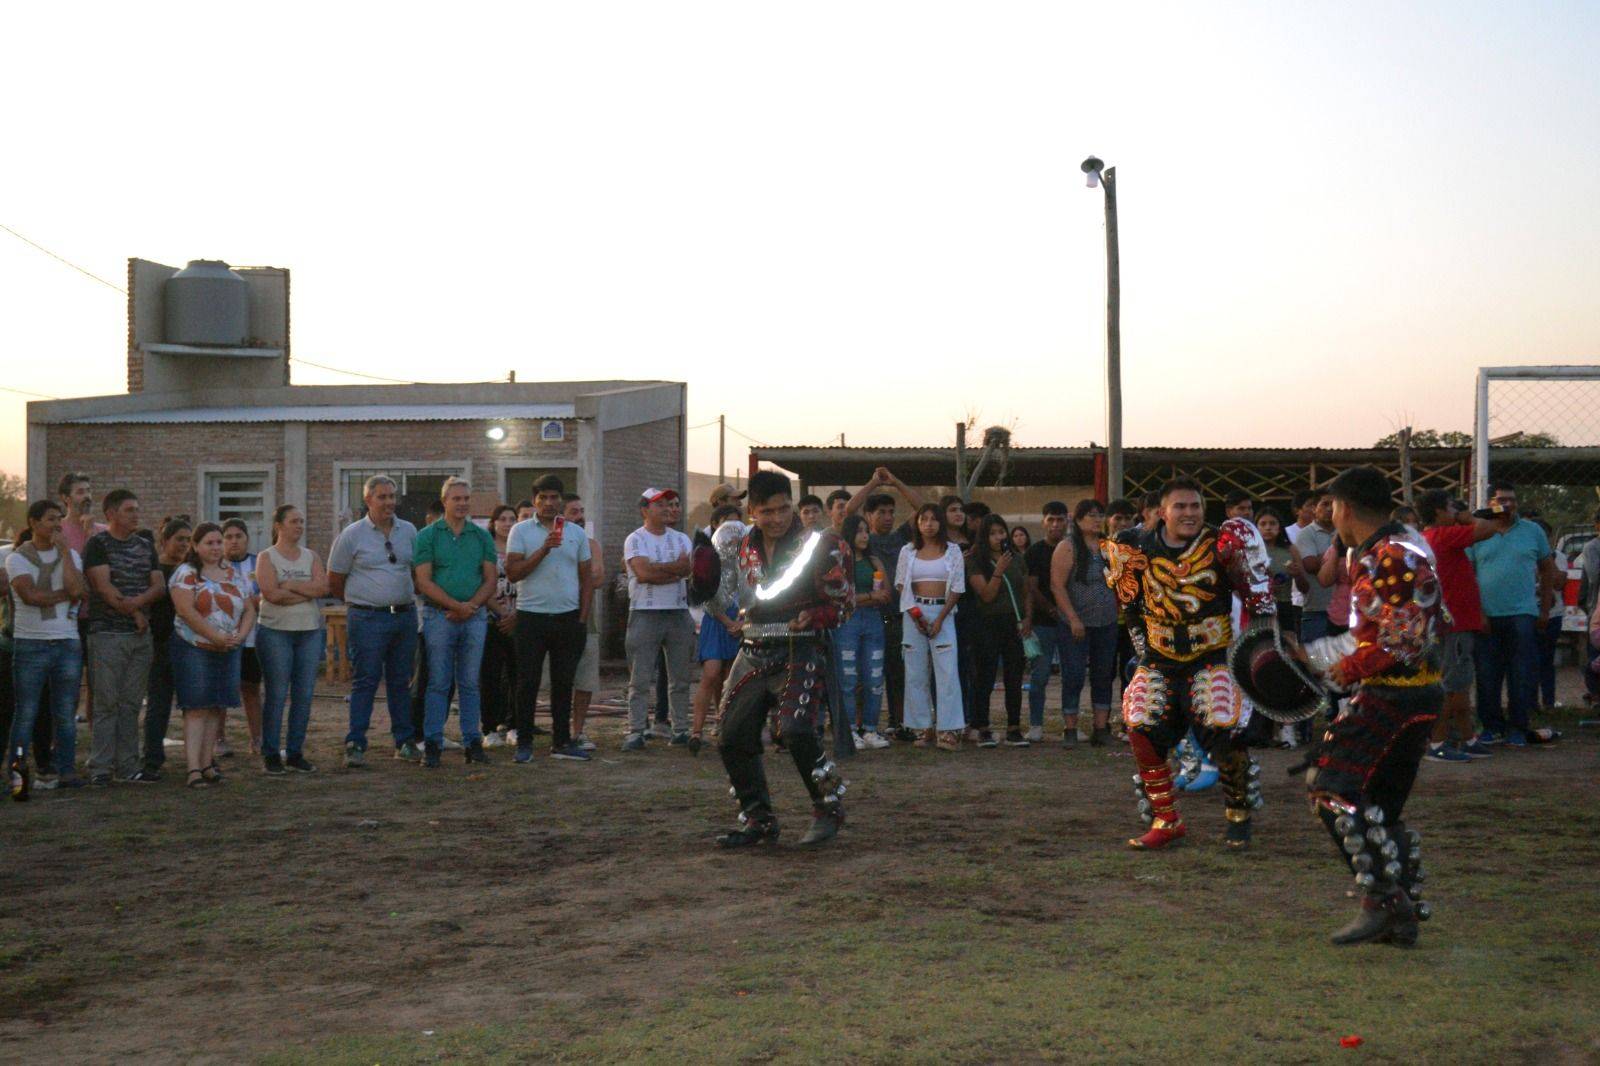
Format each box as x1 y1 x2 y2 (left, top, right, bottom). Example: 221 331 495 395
24 257 686 650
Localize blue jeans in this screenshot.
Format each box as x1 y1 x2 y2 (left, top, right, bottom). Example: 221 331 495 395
1300 610 1331 644
258 626 326 758
1474 613 1538 734
8 638 82 777
835 608 886 731
1061 623 1119 713
1027 623 1071 728
346 605 417 750
422 606 487 746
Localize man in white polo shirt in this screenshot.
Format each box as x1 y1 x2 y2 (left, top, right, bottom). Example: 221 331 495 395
622 488 694 751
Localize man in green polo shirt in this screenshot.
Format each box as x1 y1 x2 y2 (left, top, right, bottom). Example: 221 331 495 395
413 477 498 768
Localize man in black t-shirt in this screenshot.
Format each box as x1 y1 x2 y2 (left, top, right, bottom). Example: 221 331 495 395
82 490 164 785
1024 501 1070 742
847 468 924 740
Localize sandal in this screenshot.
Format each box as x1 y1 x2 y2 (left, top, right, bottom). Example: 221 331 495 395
187 769 209 789
937 730 961 751
202 766 224 784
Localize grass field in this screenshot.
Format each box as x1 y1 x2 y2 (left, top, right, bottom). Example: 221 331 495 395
3 681 1598 1064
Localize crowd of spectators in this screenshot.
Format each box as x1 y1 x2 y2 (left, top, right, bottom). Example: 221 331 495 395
4 466 1589 798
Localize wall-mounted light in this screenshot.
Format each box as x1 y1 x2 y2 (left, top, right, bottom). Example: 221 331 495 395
486 425 507 442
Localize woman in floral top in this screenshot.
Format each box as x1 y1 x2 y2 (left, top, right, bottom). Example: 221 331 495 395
168 522 256 787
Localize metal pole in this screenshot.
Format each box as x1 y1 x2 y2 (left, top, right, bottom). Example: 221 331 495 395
719 414 726 482
1103 166 1123 501
1473 368 1490 507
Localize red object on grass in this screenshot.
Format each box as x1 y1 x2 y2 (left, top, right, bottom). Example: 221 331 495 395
1339 1035 1363 1048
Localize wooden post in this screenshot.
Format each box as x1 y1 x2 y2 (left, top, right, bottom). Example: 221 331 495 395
1398 425 1415 505
955 421 968 500
718 414 725 482
1103 166 1123 502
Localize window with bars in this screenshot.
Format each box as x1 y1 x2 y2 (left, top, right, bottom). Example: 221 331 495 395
338 466 468 531
205 471 273 550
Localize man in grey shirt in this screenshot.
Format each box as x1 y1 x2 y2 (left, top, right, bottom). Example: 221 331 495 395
1295 489 1338 643
328 475 419 767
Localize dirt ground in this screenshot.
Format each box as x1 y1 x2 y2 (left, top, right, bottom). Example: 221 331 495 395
3 665 1599 1064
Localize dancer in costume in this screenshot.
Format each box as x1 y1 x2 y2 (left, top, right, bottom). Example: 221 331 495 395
1294 467 1447 946
1103 477 1273 849
713 471 854 848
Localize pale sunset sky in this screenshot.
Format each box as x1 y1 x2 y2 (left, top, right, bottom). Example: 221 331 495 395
2 2 1597 482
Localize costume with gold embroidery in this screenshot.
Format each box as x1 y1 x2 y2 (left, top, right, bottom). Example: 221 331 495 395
1298 522 1443 940
1103 517 1274 849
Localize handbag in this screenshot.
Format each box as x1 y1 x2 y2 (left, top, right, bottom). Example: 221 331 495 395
1003 570 1043 661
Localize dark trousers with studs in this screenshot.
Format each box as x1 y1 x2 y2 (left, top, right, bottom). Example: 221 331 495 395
1309 684 1437 898
718 641 829 824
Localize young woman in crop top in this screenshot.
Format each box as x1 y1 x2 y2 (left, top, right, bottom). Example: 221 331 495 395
894 503 967 749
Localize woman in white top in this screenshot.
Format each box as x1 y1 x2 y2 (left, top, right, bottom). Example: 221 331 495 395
894 502 967 749
6 500 87 790
254 505 330 776
169 523 256 787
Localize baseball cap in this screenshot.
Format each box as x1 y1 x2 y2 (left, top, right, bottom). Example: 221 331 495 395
639 487 680 506
709 482 747 504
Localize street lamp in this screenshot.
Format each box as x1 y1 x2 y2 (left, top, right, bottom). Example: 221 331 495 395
1081 155 1121 500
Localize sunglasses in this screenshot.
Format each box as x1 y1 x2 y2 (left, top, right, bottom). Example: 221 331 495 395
385 538 397 565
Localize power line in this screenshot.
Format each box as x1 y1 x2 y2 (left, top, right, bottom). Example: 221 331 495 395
722 422 770 447
0 222 126 294
687 418 721 430
0 383 59 399
290 357 422 384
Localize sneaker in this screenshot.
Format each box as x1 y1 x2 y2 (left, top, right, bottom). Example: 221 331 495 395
669 731 690 747
513 745 533 764
1025 726 1044 743
423 741 442 768
1004 730 1031 747
622 733 646 752
123 769 161 784
1460 739 1494 758
977 730 998 749
505 730 519 746
1474 729 1503 746
1425 744 1471 763
1502 730 1529 749
262 753 287 776
285 754 317 773
34 774 60 791
396 741 423 762
1090 726 1111 747
551 743 591 762
441 737 464 751
481 731 505 749
892 727 918 743
574 733 597 752
344 742 366 769
1526 726 1563 744
465 741 489 765
857 731 891 750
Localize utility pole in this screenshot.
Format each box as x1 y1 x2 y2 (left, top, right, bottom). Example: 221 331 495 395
955 421 968 499
718 414 726 482
1083 156 1123 501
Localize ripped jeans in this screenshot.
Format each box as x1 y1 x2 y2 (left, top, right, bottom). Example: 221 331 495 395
835 607 885 731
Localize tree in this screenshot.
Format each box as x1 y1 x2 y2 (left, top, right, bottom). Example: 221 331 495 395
0 471 24 542
1372 428 1474 449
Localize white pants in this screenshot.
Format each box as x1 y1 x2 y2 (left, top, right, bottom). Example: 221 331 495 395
902 607 964 731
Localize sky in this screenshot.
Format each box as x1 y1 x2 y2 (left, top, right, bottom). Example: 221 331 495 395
3 2 1598 482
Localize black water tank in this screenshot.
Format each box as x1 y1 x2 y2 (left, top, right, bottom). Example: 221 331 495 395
164 260 250 346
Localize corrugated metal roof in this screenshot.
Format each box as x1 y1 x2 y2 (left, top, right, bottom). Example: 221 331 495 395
63 403 578 425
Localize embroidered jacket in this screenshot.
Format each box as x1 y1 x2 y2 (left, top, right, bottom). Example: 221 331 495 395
1305 522 1443 686
738 517 853 633
1103 517 1275 664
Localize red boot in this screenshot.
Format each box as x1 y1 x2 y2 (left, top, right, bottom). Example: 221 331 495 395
1129 739 1185 850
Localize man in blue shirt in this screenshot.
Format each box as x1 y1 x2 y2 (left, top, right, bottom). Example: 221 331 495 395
506 474 596 762
1466 482 1561 747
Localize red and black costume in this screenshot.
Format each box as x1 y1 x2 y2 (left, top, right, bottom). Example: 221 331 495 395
1301 523 1442 943
1103 517 1274 849
717 516 853 844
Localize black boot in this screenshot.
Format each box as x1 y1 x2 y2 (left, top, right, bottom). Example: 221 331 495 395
799 805 843 846
717 818 780 848
1331 890 1414 946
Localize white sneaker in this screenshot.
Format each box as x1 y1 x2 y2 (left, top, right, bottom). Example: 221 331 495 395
1025 726 1044 743
575 733 597 751
441 737 464 751
163 737 183 748
481 732 504 749
34 774 60 791
1278 724 1298 749
505 729 519 746
857 731 890 750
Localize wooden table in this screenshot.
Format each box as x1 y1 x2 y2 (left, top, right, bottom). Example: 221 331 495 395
321 604 349 682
